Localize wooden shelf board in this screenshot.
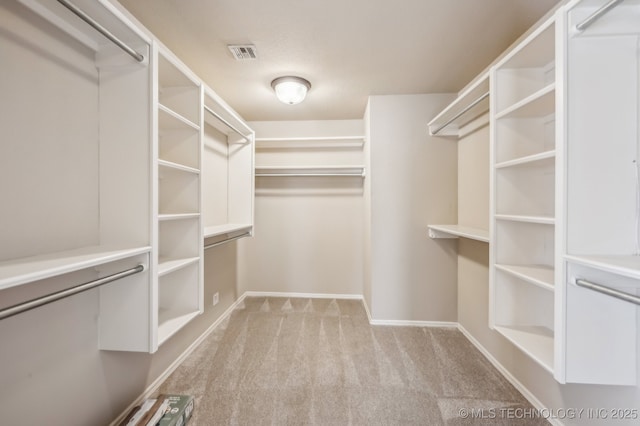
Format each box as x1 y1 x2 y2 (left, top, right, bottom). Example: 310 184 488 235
495 83 555 119
427 225 489 243
158 213 200 221
494 325 554 373
565 255 640 281
0 245 151 290
495 150 555 169
204 223 253 239
157 309 201 345
157 256 200 277
495 264 554 291
158 104 200 131
157 159 200 175
495 214 555 225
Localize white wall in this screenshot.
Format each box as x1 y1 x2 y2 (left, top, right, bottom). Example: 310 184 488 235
238 120 364 296
365 94 458 322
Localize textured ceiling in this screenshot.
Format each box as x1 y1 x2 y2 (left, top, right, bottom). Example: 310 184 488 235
117 0 561 121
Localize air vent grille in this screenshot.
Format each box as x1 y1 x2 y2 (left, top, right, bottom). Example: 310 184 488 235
228 44 258 60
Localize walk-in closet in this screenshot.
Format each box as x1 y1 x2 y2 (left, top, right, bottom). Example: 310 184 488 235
1 0 639 424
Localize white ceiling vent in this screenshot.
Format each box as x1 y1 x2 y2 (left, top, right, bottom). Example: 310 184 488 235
228 44 258 60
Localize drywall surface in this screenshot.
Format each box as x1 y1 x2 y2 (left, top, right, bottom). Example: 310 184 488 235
365 94 458 322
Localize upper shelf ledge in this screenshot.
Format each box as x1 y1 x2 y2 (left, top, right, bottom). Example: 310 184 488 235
428 72 490 137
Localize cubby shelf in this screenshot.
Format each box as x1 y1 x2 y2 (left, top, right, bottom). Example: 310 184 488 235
495 83 555 119
494 214 555 225
158 159 200 175
495 264 554 291
158 309 200 345
158 104 200 131
157 256 200 277
495 150 555 169
494 325 554 373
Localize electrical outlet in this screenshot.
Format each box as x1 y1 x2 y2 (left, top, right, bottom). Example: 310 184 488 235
213 292 219 306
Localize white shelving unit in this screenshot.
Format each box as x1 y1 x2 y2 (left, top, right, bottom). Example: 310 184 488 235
2 0 153 350
490 14 557 374
152 46 203 351
202 86 254 247
557 0 640 385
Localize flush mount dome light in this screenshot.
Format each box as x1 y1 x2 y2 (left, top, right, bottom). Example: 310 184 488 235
271 76 311 105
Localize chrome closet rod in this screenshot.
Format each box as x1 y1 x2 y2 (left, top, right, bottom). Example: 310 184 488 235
430 91 489 136
204 232 251 250
0 264 145 321
575 278 640 306
255 172 365 177
575 0 624 31
57 0 144 62
204 105 251 143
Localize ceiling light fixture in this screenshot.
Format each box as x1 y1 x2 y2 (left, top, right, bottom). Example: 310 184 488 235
271 76 311 105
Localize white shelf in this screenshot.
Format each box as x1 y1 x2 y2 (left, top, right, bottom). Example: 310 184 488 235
495 214 555 225
428 72 490 137
255 165 366 177
427 225 489 243
495 264 554 291
158 213 200 221
494 325 554 373
158 103 200 131
157 309 201 345
495 150 555 169
158 159 200 175
495 83 555 119
157 256 200 277
255 136 364 149
565 255 640 281
204 223 253 239
0 245 151 290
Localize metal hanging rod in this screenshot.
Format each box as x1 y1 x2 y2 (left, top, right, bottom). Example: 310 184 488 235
204 105 251 143
0 264 145 321
204 232 251 250
575 278 640 306
56 0 144 62
575 0 624 32
430 92 489 136
255 172 365 177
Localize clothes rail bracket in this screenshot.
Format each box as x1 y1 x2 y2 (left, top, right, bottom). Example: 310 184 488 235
575 0 624 32
56 0 144 62
575 278 640 306
0 264 145 321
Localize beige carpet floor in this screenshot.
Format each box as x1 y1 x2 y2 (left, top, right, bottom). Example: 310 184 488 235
157 297 548 425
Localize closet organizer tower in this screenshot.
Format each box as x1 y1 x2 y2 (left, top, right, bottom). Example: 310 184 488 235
429 0 640 386
0 0 254 353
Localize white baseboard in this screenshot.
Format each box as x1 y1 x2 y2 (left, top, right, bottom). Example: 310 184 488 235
242 291 363 300
457 324 562 426
370 319 458 327
361 295 456 327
